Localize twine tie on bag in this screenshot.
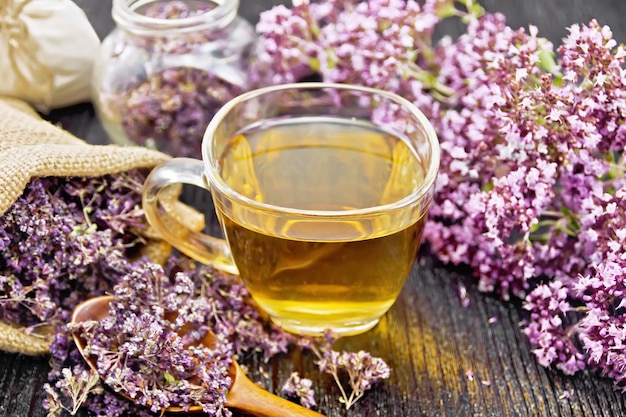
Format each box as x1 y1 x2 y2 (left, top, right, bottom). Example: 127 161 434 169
0 0 53 109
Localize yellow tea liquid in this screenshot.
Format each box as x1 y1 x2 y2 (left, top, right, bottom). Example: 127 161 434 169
217 117 427 335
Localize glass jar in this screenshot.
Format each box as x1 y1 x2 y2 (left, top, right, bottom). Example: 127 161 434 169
93 0 256 157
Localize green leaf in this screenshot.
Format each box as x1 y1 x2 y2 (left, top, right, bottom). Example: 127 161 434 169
164 371 177 384
435 1 457 18
529 222 541 234
310 24 320 37
470 3 485 18
309 57 320 72
538 49 560 75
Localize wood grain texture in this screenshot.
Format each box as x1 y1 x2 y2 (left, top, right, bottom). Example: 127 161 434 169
3 1 626 416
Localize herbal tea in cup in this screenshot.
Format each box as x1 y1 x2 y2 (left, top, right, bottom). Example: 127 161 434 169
143 83 440 336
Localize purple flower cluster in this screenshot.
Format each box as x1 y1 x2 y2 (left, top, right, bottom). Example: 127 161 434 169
316 349 390 409
282 372 316 409
521 281 585 375
297 332 391 410
43 254 290 416
118 67 244 158
0 171 149 332
72 263 233 415
252 0 444 109
0 170 389 413
576 261 626 390
254 0 626 392
45 256 388 414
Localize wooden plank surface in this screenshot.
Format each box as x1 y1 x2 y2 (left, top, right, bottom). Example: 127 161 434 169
2 1 626 416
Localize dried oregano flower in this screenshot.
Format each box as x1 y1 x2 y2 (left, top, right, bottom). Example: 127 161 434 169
0 170 149 332
118 67 244 158
43 258 389 415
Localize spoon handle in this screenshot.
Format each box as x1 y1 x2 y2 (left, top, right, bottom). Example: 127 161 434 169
228 365 326 417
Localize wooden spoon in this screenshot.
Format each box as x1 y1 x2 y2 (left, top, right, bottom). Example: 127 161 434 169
71 295 324 417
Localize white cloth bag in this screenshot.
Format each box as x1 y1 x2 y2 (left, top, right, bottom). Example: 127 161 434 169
0 0 100 111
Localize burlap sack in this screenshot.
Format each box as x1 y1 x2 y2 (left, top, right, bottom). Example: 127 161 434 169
0 97 205 354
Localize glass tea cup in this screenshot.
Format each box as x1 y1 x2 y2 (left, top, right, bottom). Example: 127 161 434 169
142 82 440 336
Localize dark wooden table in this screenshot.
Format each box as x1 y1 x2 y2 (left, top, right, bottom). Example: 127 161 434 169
2 1 626 416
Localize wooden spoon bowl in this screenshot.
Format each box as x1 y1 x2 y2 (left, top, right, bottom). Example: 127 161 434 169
71 295 324 417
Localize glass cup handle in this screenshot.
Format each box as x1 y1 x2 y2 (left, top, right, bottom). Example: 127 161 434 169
142 158 239 275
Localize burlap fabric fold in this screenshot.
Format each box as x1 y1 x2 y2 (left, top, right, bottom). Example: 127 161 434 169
0 97 205 355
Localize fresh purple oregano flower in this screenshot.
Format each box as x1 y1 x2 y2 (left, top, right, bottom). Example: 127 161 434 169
253 0 626 393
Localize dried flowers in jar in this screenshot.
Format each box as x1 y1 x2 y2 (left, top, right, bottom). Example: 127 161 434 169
93 0 255 157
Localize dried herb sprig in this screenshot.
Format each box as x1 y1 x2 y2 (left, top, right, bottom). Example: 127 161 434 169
44 258 389 415
294 332 391 410
0 170 150 333
0 168 389 414
69 263 233 415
